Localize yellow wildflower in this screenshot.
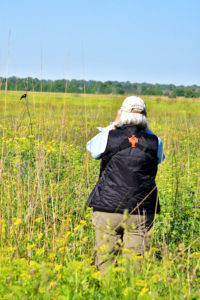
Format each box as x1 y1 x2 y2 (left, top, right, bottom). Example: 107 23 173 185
92 271 101 280
98 244 110 253
58 247 66 253
74 225 81 231
14 219 22 226
65 231 71 238
27 244 36 250
49 281 57 288
112 267 125 273
193 252 200 256
131 255 143 260
139 287 149 297
6 247 15 252
123 288 129 296
80 220 86 225
54 264 62 272
36 248 44 256
38 233 43 239
122 248 133 254
48 253 56 261
35 217 42 223
85 258 93 264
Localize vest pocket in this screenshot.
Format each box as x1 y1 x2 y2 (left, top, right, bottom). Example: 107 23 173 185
100 183 135 212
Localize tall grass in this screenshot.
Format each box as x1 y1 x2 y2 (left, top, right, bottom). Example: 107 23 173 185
0 91 200 299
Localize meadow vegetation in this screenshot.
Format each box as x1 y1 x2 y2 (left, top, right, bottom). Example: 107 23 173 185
0 91 200 299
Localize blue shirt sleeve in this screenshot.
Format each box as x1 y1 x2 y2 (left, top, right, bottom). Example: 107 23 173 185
157 137 165 164
86 125 113 159
145 129 165 164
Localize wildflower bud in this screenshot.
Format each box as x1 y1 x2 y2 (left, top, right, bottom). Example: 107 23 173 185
29 269 37 275
6 276 11 282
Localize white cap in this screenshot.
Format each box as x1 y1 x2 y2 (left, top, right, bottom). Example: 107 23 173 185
121 96 146 113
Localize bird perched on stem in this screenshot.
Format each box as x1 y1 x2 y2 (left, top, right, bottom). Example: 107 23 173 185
20 93 27 100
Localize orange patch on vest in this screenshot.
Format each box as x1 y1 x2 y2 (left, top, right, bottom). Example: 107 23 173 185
128 135 139 148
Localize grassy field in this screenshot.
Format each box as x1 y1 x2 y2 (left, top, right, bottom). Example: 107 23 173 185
0 91 200 299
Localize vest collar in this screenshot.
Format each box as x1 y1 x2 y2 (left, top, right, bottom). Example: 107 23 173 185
119 124 146 136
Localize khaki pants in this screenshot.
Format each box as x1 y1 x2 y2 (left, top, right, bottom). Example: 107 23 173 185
92 211 154 272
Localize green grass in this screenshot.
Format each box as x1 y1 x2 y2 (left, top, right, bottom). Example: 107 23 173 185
0 91 200 299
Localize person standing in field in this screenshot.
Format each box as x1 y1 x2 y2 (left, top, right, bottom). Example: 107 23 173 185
86 96 165 272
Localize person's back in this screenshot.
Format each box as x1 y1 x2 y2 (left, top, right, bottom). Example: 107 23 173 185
88 124 160 214
86 96 165 272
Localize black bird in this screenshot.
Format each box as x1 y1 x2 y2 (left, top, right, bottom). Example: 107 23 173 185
20 93 27 100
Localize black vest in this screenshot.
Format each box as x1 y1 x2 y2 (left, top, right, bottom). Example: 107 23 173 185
87 124 160 214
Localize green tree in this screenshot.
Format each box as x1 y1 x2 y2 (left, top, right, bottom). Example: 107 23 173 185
184 89 196 98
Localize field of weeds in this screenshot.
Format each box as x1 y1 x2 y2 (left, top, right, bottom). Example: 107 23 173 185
0 91 200 299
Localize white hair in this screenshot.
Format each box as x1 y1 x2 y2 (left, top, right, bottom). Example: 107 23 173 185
118 111 148 129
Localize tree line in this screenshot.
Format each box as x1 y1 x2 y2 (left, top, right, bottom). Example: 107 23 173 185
0 76 200 97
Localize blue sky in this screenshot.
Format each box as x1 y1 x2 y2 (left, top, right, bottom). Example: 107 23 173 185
0 0 200 85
